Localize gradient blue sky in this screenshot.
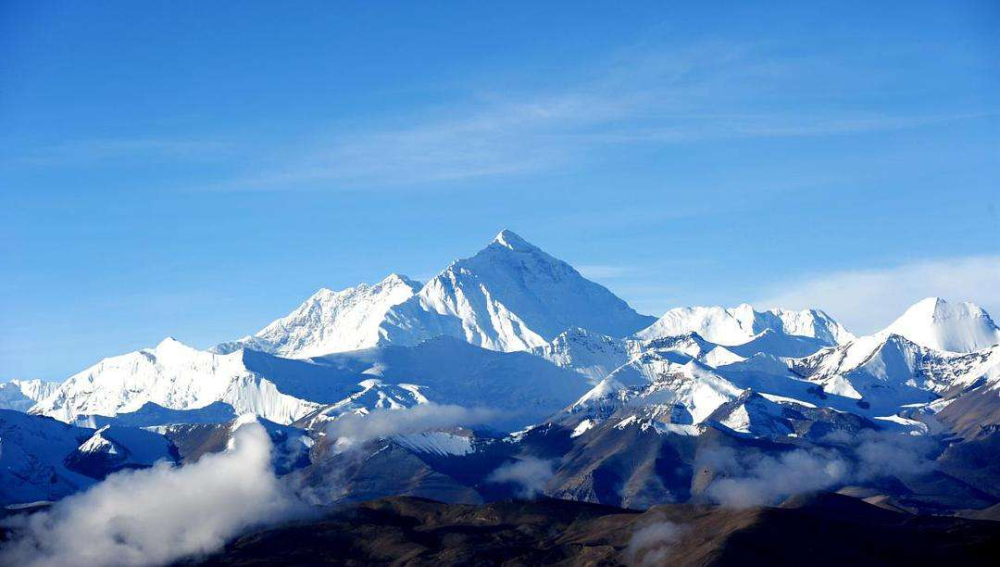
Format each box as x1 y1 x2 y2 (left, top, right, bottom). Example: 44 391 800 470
2 1 998 380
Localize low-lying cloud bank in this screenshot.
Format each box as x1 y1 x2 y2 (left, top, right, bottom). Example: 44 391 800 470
700 430 937 508
0 423 302 567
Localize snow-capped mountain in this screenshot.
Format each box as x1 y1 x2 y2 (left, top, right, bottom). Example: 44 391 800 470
379 230 656 352
879 297 1000 353
783 298 1000 413
30 337 359 425
8 231 1000 518
636 304 854 348
0 379 59 412
214 274 421 358
30 334 590 433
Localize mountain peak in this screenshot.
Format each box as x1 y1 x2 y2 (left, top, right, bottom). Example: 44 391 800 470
908 297 948 315
491 229 536 252
381 273 420 288
882 297 999 353
149 337 204 359
380 231 655 351
213 274 421 358
155 337 189 351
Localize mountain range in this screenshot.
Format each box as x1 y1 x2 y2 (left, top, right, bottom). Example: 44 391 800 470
2 230 999 532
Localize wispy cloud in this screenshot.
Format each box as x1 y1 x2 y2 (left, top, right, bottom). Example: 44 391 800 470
205 41 979 191
756 255 1000 334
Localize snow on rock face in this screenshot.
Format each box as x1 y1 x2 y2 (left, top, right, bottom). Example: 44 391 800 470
379 230 656 352
795 333 1000 393
66 425 178 479
214 274 421 358
294 378 428 429
392 430 475 456
788 333 1000 414
880 297 1000 353
636 304 853 347
29 338 348 425
530 328 640 384
569 350 744 426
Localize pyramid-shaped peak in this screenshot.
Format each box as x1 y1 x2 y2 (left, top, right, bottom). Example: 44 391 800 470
882 297 999 353
491 229 537 252
905 297 990 318
898 297 989 322
152 336 199 355
908 297 948 314
156 336 189 348
381 273 421 288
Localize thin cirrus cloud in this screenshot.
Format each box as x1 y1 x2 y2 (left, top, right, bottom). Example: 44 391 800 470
206 41 979 192
756 255 1000 335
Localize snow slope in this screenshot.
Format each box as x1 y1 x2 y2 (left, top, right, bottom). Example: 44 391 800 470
880 297 1000 353
315 336 593 431
636 304 853 347
379 230 656 352
214 274 421 358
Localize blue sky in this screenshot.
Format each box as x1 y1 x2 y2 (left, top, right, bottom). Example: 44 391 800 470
2 1 998 380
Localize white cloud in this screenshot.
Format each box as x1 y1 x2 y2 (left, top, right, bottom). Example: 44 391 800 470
625 518 687 567
0 423 302 567
757 255 1000 334
324 403 496 443
700 430 938 509
701 447 849 509
486 457 555 498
